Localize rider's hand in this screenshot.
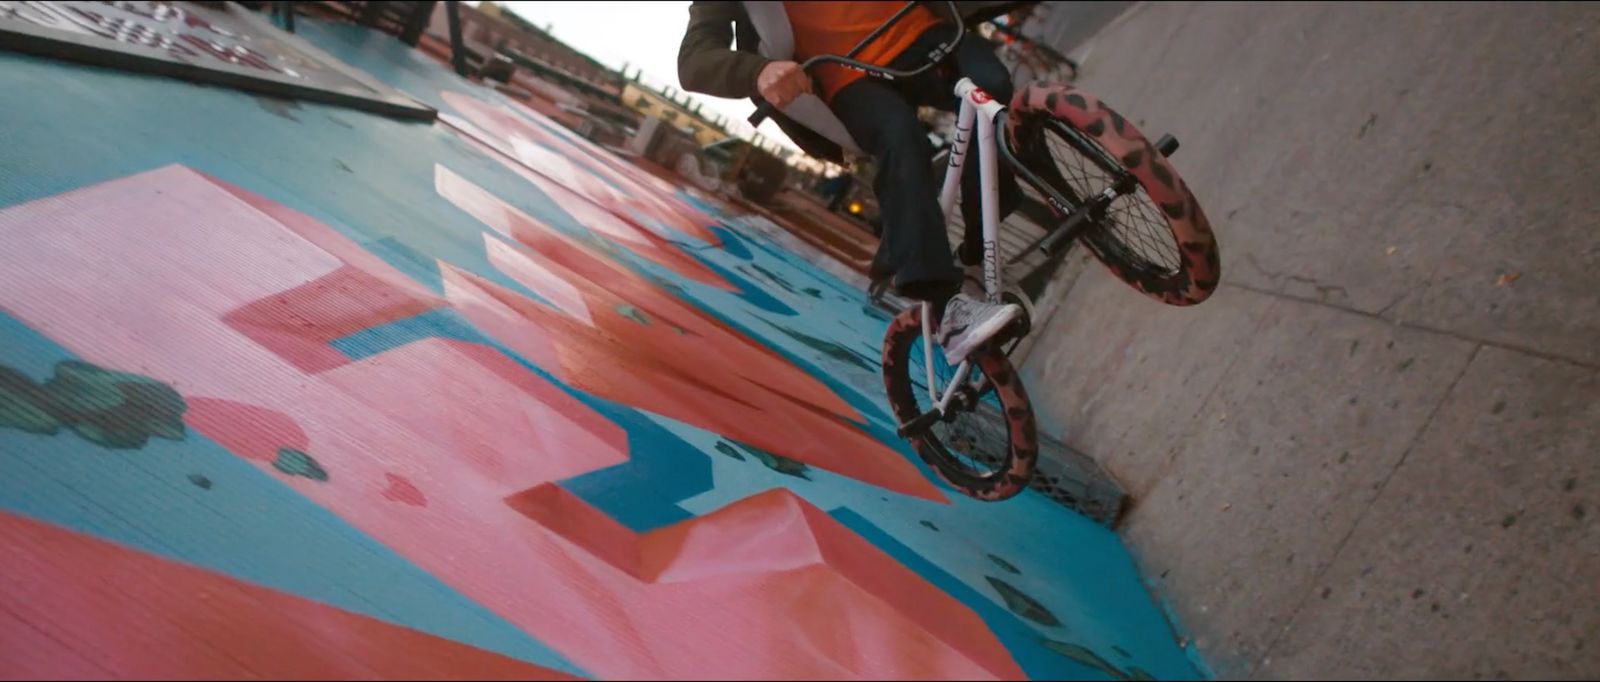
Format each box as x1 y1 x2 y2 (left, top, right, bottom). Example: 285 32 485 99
756 60 811 109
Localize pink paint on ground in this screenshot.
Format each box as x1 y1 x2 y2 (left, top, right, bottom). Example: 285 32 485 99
223 263 445 373
438 257 565 370
0 165 626 481
438 164 849 416
0 512 577 680
0 166 985 678
482 234 594 326
321 338 627 485
435 166 944 500
508 136 636 216
0 166 642 671
508 485 1025 680
439 91 721 245
518 114 724 235
439 262 940 501
383 472 429 507
442 113 733 290
183 398 309 462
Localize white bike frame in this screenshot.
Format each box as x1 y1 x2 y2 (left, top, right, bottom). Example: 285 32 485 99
920 77 1008 411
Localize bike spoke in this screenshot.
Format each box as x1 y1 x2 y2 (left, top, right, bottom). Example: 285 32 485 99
907 334 1008 475
1040 125 1183 275
1102 187 1181 272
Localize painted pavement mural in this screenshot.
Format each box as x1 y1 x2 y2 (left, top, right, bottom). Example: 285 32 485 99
0 19 1206 681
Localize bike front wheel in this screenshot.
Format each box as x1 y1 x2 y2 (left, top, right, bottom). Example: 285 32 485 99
881 305 1038 501
1008 82 1221 306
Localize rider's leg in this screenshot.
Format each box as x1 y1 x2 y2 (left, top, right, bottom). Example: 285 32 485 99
831 76 962 309
834 65 1023 362
893 25 1024 270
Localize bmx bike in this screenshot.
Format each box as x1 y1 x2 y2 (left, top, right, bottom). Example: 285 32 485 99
750 1 1219 501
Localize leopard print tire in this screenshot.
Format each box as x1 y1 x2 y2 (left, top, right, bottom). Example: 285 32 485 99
1007 82 1220 306
881 305 1039 501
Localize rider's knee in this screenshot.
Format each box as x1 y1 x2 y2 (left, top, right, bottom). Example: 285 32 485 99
879 120 933 158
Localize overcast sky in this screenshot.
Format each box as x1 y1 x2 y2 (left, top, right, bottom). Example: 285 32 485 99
495 1 799 152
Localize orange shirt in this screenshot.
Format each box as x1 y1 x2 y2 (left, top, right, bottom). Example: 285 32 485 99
782 1 942 101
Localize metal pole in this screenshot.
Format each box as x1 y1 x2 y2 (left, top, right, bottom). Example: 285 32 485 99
445 1 469 77
276 1 295 33
358 1 384 27
400 1 437 46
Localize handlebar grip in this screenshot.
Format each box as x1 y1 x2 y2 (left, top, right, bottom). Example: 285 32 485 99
748 102 776 127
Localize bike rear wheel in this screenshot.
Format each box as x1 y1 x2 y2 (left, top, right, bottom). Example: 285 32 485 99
881 305 1038 501
1007 82 1220 306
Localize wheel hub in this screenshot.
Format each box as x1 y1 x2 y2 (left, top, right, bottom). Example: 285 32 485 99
943 384 981 419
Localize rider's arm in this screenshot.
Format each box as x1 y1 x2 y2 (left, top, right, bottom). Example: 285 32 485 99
677 1 770 99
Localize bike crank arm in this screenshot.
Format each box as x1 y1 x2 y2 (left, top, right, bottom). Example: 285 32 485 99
897 374 992 438
897 407 945 438
1035 201 1100 256
1036 172 1137 256
901 355 981 438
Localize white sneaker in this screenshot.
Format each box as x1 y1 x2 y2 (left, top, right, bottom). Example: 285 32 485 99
935 293 1023 364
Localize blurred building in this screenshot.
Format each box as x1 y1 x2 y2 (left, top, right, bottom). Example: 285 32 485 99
412 2 801 166
619 78 728 148
410 1 641 145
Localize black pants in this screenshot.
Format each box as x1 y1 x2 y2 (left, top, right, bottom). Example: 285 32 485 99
831 24 1020 302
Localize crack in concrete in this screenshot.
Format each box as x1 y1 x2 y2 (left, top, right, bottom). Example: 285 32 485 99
1223 281 1600 371
1242 252 1352 303
1247 344 1484 679
1285 275 1350 303
1373 291 1409 318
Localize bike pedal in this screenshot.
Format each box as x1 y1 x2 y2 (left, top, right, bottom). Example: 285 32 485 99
991 327 1027 353
1004 319 1030 342
1156 133 1180 157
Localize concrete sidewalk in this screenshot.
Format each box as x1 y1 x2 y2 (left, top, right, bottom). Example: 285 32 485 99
1020 2 1600 678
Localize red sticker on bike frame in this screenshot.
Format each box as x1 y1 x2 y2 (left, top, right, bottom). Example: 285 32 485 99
970 89 992 104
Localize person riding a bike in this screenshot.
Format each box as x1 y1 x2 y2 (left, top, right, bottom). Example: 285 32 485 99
678 1 1030 363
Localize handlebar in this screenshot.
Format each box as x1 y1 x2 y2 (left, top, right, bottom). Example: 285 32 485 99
747 1 965 127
